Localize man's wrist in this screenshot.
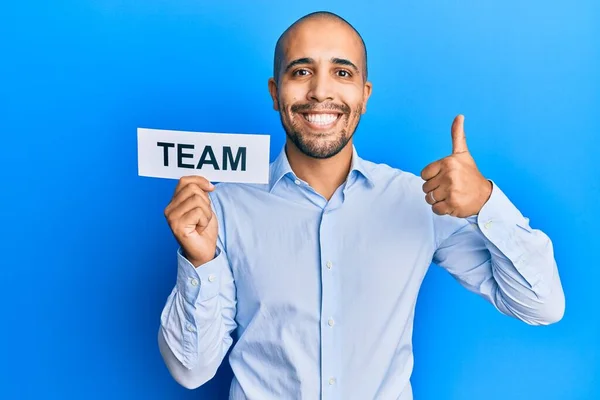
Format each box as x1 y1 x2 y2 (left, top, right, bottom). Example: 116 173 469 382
183 250 216 268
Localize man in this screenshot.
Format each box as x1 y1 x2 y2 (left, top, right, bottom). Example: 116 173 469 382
158 11 565 400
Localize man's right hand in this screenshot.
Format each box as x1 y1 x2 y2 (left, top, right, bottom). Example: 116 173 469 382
164 176 218 267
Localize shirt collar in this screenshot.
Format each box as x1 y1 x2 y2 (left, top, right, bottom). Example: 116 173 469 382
268 144 374 192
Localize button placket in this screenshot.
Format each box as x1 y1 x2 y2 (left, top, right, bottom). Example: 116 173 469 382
318 210 340 398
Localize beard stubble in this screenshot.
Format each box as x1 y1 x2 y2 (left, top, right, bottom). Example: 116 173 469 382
279 101 363 159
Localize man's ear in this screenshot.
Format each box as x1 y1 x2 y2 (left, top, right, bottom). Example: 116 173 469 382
361 81 373 114
268 78 279 111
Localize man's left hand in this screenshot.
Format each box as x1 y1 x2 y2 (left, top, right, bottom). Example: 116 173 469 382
420 114 493 218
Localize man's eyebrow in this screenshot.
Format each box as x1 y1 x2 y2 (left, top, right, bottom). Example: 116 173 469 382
284 57 360 74
331 58 359 73
285 58 314 72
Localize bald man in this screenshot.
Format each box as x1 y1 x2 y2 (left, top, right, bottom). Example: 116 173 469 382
158 11 565 400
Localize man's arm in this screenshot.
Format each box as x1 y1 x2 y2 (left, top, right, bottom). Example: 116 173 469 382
432 181 565 325
159 184 237 389
158 244 237 389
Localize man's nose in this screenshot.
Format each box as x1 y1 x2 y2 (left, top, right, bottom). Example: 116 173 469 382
307 72 334 102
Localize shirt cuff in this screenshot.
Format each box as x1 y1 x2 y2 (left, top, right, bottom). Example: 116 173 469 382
176 247 228 304
475 180 532 234
468 180 538 286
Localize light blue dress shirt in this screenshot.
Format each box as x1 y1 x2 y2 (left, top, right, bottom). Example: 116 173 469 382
158 145 565 400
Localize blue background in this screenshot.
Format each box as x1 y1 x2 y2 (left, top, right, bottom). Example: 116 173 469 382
1 1 598 399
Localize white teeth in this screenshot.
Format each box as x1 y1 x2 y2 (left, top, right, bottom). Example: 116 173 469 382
303 113 338 125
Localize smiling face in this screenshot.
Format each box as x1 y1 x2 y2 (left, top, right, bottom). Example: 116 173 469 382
268 18 372 159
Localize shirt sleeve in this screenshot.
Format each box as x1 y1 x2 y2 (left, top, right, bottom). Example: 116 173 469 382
432 180 565 326
158 191 237 389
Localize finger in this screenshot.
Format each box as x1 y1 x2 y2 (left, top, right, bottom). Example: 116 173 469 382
425 186 448 205
171 183 211 209
165 184 210 217
431 200 452 216
422 173 443 194
451 114 468 154
179 206 213 233
174 175 214 196
420 160 442 181
167 193 213 223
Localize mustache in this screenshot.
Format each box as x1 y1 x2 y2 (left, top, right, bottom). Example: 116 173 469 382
290 103 351 114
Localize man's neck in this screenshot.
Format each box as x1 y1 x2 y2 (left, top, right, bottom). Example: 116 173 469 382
285 140 354 201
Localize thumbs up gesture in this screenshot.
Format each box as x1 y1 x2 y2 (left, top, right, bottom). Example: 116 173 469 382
420 115 493 218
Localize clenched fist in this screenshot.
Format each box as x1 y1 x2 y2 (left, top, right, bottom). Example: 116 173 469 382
420 114 493 218
164 176 218 267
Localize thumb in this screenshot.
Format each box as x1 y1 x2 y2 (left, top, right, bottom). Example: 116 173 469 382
451 114 468 154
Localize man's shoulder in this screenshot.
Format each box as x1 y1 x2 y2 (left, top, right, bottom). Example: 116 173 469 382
209 181 268 201
361 157 424 188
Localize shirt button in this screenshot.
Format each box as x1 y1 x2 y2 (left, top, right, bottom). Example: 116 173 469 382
484 220 493 229
326 261 333 269
294 179 301 185
190 278 199 286
328 318 335 327
208 274 216 282
329 377 336 385
186 324 195 332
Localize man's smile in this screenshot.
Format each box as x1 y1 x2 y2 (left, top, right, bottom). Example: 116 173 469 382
298 112 343 131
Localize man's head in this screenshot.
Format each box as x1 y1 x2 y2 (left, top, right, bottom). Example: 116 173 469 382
268 11 373 159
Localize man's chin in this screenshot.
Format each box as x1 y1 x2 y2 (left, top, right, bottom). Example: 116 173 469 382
302 129 339 139
288 134 351 159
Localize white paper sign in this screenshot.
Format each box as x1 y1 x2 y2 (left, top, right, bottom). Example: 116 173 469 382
137 128 271 183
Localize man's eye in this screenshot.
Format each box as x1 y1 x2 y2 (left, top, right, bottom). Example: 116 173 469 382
337 70 351 78
293 69 310 76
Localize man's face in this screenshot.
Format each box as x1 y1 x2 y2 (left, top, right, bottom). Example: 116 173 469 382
268 19 372 159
